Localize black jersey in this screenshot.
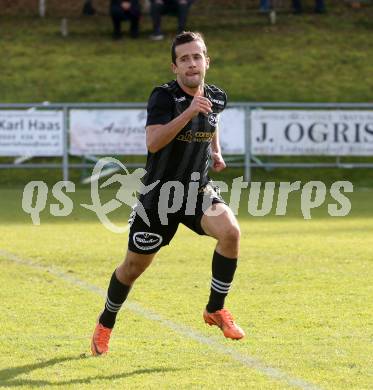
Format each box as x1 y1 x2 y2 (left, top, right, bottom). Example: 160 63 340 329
140 80 227 209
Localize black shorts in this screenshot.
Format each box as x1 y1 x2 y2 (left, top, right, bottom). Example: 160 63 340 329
128 183 225 254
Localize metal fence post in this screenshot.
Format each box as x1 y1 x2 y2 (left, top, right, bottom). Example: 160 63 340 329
62 106 69 181
244 105 252 183
39 0 46 17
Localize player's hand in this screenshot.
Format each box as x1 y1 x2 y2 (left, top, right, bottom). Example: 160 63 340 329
187 93 213 117
211 152 226 172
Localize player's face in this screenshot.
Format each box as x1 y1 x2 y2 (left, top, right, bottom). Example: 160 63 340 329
172 40 210 89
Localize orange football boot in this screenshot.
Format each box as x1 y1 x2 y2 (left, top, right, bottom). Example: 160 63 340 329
203 308 245 340
91 323 112 356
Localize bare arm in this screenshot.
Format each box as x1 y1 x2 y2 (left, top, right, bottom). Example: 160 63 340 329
146 93 213 153
211 126 221 154
146 109 194 153
210 126 226 172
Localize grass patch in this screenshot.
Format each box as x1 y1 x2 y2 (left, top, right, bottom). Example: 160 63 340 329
1 7 373 103
0 187 372 388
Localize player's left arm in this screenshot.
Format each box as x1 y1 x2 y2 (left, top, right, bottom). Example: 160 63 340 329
211 126 226 172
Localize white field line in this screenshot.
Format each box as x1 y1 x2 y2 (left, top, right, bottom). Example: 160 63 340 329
0 249 322 390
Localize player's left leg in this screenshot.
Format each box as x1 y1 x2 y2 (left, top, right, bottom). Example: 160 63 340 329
200 203 245 339
201 202 240 258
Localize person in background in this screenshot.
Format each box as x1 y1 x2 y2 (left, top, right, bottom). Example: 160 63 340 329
292 0 326 14
82 0 96 15
259 0 271 13
110 0 141 40
150 0 194 41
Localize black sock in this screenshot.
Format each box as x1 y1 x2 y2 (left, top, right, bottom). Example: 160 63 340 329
206 251 237 313
99 270 131 329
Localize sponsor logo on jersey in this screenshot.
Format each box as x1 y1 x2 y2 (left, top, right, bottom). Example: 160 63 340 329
177 130 214 143
133 232 163 251
175 96 187 102
177 130 193 143
211 98 225 106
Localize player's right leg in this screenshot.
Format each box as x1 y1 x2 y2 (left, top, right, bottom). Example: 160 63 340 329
91 250 156 356
91 207 178 356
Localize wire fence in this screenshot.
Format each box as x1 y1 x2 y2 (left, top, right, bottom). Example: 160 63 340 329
1 102 373 183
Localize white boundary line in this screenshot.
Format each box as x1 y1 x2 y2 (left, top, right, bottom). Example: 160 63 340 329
0 249 322 390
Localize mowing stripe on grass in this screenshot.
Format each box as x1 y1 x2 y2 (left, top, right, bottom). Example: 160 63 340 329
0 249 322 390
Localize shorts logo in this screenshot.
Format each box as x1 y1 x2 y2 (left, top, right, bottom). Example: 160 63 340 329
208 113 219 127
133 232 163 251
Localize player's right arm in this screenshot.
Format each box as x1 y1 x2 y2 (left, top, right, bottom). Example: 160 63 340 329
146 89 212 153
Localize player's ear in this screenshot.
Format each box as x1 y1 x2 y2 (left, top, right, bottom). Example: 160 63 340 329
171 62 177 74
205 56 210 70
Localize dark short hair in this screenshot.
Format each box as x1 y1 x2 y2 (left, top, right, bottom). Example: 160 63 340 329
171 31 207 64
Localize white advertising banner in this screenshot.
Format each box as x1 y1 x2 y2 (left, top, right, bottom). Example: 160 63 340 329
0 110 63 156
219 108 245 154
69 109 147 155
70 108 246 156
251 110 373 156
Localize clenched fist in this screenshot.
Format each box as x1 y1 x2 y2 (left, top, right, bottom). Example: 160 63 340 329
187 93 213 117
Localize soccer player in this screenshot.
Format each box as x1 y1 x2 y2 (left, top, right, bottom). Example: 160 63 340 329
91 31 245 356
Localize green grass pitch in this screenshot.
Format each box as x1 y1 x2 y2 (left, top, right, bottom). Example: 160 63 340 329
0 187 372 389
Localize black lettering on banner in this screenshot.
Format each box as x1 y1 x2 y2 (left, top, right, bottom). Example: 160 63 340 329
256 123 267 143
0 120 22 131
308 122 328 143
333 122 349 143
284 123 304 143
28 120 39 130
364 123 373 143
103 123 115 133
354 123 361 143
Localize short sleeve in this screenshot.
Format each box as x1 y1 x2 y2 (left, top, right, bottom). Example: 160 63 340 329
207 84 227 114
223 91 228 110
219 90 228 112
146 88 174 126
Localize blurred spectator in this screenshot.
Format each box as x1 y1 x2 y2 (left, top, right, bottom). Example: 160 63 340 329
259 0 271 12
149 0 194 41
82 0 96 15
292 0 326 14
349 1 361 8
110 0 141 40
